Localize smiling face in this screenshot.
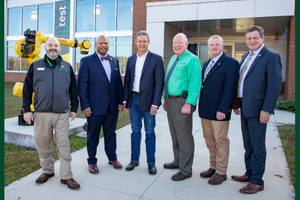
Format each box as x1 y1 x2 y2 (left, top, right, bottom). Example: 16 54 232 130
246 30 264 52
95 35 109 56
207 37 224 58
44 38 61 59
135 34 150 55
173 34 188 57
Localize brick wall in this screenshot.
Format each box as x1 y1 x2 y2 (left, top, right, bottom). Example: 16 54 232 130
285 16 295 100
5 72 27 83
132 0 175 54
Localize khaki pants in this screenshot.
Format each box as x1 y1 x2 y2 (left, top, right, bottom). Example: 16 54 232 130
201 118 229 175
34 112 73 179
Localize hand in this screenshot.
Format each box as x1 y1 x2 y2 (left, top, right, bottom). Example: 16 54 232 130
150 106 158 115
23 112 33 125
260 110 271 124
233 109 240 115
123 103 129 113
83 107 92 117
118 104 123 114
69 112 77 121
216 111 226 120
163 99 167 112
181 103 191 115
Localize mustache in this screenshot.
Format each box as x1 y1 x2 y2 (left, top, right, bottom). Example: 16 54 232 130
48 49 57 52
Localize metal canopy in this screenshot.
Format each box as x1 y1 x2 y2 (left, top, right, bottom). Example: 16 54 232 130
166 16 292 37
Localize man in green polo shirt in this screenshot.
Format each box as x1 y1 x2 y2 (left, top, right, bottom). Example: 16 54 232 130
163 33 202 181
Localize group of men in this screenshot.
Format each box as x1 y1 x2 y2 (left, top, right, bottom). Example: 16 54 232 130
22 25 282 194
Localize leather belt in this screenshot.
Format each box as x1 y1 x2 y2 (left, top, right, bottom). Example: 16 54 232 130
133 91 139 95
169 95 181 99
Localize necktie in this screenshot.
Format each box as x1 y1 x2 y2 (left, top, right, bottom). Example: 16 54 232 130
237 52 254 97
101 56 109 61
203 60 214 82
164 57 179 98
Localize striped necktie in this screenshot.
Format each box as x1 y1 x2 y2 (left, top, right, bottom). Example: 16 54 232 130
237 52 254 97
203 60 214 82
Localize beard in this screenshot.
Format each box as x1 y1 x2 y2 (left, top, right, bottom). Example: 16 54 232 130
46 49 59 59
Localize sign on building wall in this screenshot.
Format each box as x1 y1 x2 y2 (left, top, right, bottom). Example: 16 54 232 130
55 0 70 55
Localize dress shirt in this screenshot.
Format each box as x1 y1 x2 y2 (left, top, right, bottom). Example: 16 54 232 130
163 50 202 106
238 44 265 98
209 52 223 70
132 51 148 92
96 52 111 81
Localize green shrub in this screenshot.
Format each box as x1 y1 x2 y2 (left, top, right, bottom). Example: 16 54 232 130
275 100 295 113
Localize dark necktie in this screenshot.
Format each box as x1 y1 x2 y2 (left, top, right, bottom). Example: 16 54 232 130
101 56 109 61
165 57 179 98
237 52 254 97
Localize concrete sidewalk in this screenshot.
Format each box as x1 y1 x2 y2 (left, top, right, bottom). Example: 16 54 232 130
5 109 295 200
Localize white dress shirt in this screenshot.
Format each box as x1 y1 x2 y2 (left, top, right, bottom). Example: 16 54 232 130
238 44 265 98
132 51 148 92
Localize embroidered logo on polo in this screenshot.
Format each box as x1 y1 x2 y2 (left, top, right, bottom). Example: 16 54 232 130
60 65 66 70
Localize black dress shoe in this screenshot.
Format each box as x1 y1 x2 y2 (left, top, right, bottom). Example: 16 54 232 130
163 162 179 169
125 161 139 171
171 171 192 181
148 164 157 175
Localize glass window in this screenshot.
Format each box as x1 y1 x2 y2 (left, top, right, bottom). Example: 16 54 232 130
107 37 115 57
23 6 37 33
8 8 22 36
75 38 94 73
235 43 248 62
117 0 133 30
96 0 116 31
38 4 53 34
7 41 21 71
76 0 95 32
116 36 132 75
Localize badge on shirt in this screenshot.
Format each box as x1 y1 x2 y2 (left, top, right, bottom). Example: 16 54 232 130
180 63 186 66
37 67 45 71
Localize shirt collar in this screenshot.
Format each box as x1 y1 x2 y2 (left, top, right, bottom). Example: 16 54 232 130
96 51 108 61
211 52 223 63
136 51 148 58
251 44 265 55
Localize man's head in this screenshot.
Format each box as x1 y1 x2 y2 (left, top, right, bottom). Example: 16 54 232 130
245 26 264 52
44 37 61 60
95 35 109 56
173 33 188 57
207 35 224 58
135 30 150 55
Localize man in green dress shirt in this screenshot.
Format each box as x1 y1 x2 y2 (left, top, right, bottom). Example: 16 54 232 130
163 33 202 181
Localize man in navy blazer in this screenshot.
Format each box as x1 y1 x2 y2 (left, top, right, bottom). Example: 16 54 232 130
123 31 164 175
198 35 239 185
78 35 124 174
232 26 282 194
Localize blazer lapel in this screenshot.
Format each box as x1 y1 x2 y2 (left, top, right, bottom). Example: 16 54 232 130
141 51 152 77
246 46 266 77
205 53 226 80
202 59 210 80
93 52 109 81
107 54 115 84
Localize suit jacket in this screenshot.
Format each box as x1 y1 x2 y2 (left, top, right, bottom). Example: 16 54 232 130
78 52 123 115
123 51 164 112
241 46 282 117
198 53 239 121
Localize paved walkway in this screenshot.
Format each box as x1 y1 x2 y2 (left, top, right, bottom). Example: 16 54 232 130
5 109 295 200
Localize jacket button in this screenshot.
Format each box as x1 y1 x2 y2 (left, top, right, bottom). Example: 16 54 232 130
107 95 109 97
202 86 204 88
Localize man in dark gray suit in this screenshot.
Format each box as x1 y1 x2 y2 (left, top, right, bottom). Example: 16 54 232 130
232 26 282 194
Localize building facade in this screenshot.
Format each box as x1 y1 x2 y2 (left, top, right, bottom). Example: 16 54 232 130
5 0 295 100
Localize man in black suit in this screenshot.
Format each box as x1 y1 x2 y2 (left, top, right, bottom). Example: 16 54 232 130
198 35 239 185
123 30 164 175
232 26 282 194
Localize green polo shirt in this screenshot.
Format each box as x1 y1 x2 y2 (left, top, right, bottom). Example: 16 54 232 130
164 50 202 105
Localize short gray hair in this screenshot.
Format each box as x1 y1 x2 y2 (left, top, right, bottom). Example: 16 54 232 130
173 33 188 43
207 35 223 45
136 30 150 40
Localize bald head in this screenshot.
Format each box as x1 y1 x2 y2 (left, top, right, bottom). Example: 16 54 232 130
95 35 109 56
44 37 61 59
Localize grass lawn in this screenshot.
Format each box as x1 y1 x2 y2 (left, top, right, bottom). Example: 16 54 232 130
277 124 295 188
5 82 130 186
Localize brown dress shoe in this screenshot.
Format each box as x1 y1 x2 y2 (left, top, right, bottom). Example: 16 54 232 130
208 173 227 185
108 160 122 169
231 174 250 182
35 173 55 184
88 164 99 174
163 162 179 169
200 168 216 178
61 178 81 190
171 171 192 181
239 182 264 194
